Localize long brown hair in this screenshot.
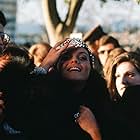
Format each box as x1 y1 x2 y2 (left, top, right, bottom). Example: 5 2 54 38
105 51 140 100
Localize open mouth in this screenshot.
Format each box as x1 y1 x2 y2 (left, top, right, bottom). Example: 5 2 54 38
67 67 81 72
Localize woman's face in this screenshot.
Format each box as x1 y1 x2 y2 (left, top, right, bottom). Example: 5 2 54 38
60 48 91 80
115 61 140 96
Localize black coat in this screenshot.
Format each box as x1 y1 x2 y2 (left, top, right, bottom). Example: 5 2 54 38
26 69 112 140
109 85 140 140
118 85 140 140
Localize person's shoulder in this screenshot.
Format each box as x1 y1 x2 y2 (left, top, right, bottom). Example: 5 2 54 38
89 69 109 95
90 69 106 83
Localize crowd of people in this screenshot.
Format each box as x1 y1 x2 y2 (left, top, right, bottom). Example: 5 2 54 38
0 10 140 140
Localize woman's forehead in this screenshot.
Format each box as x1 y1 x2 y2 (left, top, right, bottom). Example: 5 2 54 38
73 47 89 55
64 47 89 56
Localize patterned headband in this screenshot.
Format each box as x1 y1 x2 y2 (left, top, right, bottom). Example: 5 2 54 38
60 38 94 63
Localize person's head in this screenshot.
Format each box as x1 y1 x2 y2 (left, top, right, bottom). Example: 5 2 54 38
97 35 121 66
0 43 35 128
55 38 94 81
29 42 52 66
103 47 126 79
0 11 10 53
106 52 140 100
83 25 107 55
82 25 107 72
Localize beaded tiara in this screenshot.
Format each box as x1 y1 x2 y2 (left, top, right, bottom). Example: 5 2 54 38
60 38 94 63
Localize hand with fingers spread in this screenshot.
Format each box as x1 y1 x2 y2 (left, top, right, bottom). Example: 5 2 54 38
76 105 102 140
40 38 70 71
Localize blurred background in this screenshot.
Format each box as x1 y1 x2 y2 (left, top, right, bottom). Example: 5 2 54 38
0 0 140 49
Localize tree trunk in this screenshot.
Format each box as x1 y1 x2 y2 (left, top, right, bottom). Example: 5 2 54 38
42 0 84 46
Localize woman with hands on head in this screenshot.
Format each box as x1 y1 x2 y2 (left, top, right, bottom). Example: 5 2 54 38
28 38 112 140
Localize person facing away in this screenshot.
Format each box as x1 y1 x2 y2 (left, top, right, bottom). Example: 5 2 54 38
0 11 10 53
104 51 140 140
29 42 52 67
0 43 35 140
27 38 112 140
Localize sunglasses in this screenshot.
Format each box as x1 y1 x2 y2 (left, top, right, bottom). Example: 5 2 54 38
0 32 10 46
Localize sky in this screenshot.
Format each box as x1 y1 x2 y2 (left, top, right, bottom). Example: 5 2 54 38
16 0 140 34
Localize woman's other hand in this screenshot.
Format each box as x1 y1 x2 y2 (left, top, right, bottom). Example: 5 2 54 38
76 105 102 140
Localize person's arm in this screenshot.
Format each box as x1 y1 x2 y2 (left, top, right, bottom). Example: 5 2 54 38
40 38 69 71
31 39 70 75
75 105 102 140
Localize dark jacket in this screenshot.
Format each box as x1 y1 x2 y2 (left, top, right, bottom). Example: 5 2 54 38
118 85 140 140
110 85 140 140
26 69 112 140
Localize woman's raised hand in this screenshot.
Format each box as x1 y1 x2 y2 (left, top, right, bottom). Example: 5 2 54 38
40 38 70 70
